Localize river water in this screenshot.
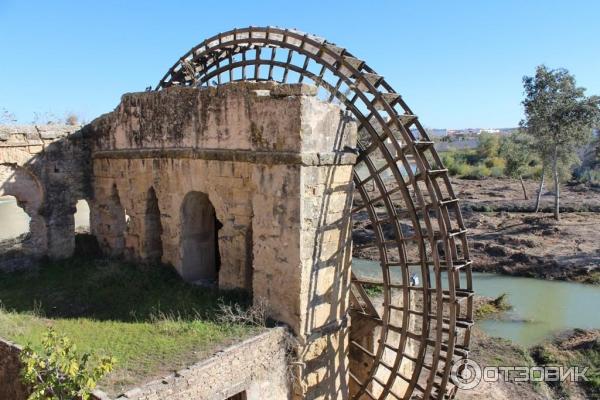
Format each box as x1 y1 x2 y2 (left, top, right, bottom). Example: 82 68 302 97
1 197 598 347
353 258 600 347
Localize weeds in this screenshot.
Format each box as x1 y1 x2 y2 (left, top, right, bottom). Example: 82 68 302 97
217 297 270 327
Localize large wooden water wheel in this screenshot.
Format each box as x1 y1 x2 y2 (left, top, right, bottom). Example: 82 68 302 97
157 27 474 399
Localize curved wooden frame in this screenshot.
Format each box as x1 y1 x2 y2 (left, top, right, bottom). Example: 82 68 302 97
157 27 473 400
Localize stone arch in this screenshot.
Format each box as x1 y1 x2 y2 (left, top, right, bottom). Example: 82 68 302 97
0 164 47 255
180 191 222 284
144 186 163 262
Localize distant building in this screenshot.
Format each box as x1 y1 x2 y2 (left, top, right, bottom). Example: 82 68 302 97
479 128 500 134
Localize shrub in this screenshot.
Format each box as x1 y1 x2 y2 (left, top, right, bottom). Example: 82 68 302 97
454 163 473 177
65 114 79 126
574 169 600 187
477 132 501 160
463 165 490 179
485 156 506 170
490 166 504 177
20 328 115 400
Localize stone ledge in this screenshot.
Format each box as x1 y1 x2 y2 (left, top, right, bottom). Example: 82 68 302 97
103 327 290 400
93 148 357 166
0 124 80 143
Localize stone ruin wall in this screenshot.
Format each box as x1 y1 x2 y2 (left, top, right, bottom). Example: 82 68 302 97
0 124 91 269
0 338 28 400
87 83 357 398
0 82 359 399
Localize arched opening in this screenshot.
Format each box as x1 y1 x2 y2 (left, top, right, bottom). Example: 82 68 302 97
180 191 221 284
0 164 46 256
73 199 101 257
0 195 30 241
74 199 90 233
109 184 127 235
144 187 163 262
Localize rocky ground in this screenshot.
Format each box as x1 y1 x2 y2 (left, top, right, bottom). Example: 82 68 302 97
457 177 600 283
353 176 600 284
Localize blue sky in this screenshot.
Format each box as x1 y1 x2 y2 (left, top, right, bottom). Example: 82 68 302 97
1 1 599 128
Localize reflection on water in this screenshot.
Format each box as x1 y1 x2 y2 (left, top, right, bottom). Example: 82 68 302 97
353 258 600 347
0 197 90 240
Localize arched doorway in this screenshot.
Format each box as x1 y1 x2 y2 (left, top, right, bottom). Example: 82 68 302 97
180 191 221 284
144 187 163 262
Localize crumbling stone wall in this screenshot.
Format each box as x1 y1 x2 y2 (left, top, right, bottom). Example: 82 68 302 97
1 82 359 399
0 124 92 268
100 327 290 400
0 328 290 400
86 82 357 398
0 338 28 400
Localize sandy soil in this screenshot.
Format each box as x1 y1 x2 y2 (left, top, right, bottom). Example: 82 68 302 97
466 211 600 282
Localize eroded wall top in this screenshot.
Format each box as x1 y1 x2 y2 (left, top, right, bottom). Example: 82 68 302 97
88 82 357 160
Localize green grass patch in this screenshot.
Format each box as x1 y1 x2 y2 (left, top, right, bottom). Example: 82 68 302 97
475 293 512 320
0 258 261 395
362 284 383 297
530 330 600 398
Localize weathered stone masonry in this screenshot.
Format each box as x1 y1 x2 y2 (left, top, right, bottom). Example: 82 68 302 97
0 82 358 399
87 82 357 399
0 124 91 269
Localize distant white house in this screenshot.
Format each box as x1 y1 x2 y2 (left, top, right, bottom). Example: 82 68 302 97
479 128 500 134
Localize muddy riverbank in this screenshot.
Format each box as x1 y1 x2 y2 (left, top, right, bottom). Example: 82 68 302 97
352 177 600 284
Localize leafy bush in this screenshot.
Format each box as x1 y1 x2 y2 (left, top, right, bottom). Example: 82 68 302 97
477 132 501 160
485 156 506 170
463 165 491 179
490 166 505 177
573 169 600 187
20 328 115 400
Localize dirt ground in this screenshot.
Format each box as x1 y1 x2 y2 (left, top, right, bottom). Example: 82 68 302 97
455 326 554 400
454 176 600 213
352 177 600 284
457 177 600 283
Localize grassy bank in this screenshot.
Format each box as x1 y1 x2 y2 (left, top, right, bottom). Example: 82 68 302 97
0 258 261 395
474 294 512 320
530 329 600 399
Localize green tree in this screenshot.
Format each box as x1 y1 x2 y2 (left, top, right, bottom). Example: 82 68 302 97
476 132 500 161
20 328 115 400
521 65 600 220
499 131 534 199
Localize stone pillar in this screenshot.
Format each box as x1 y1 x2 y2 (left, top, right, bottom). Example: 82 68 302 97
251 92 357 399
44 196 76 260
